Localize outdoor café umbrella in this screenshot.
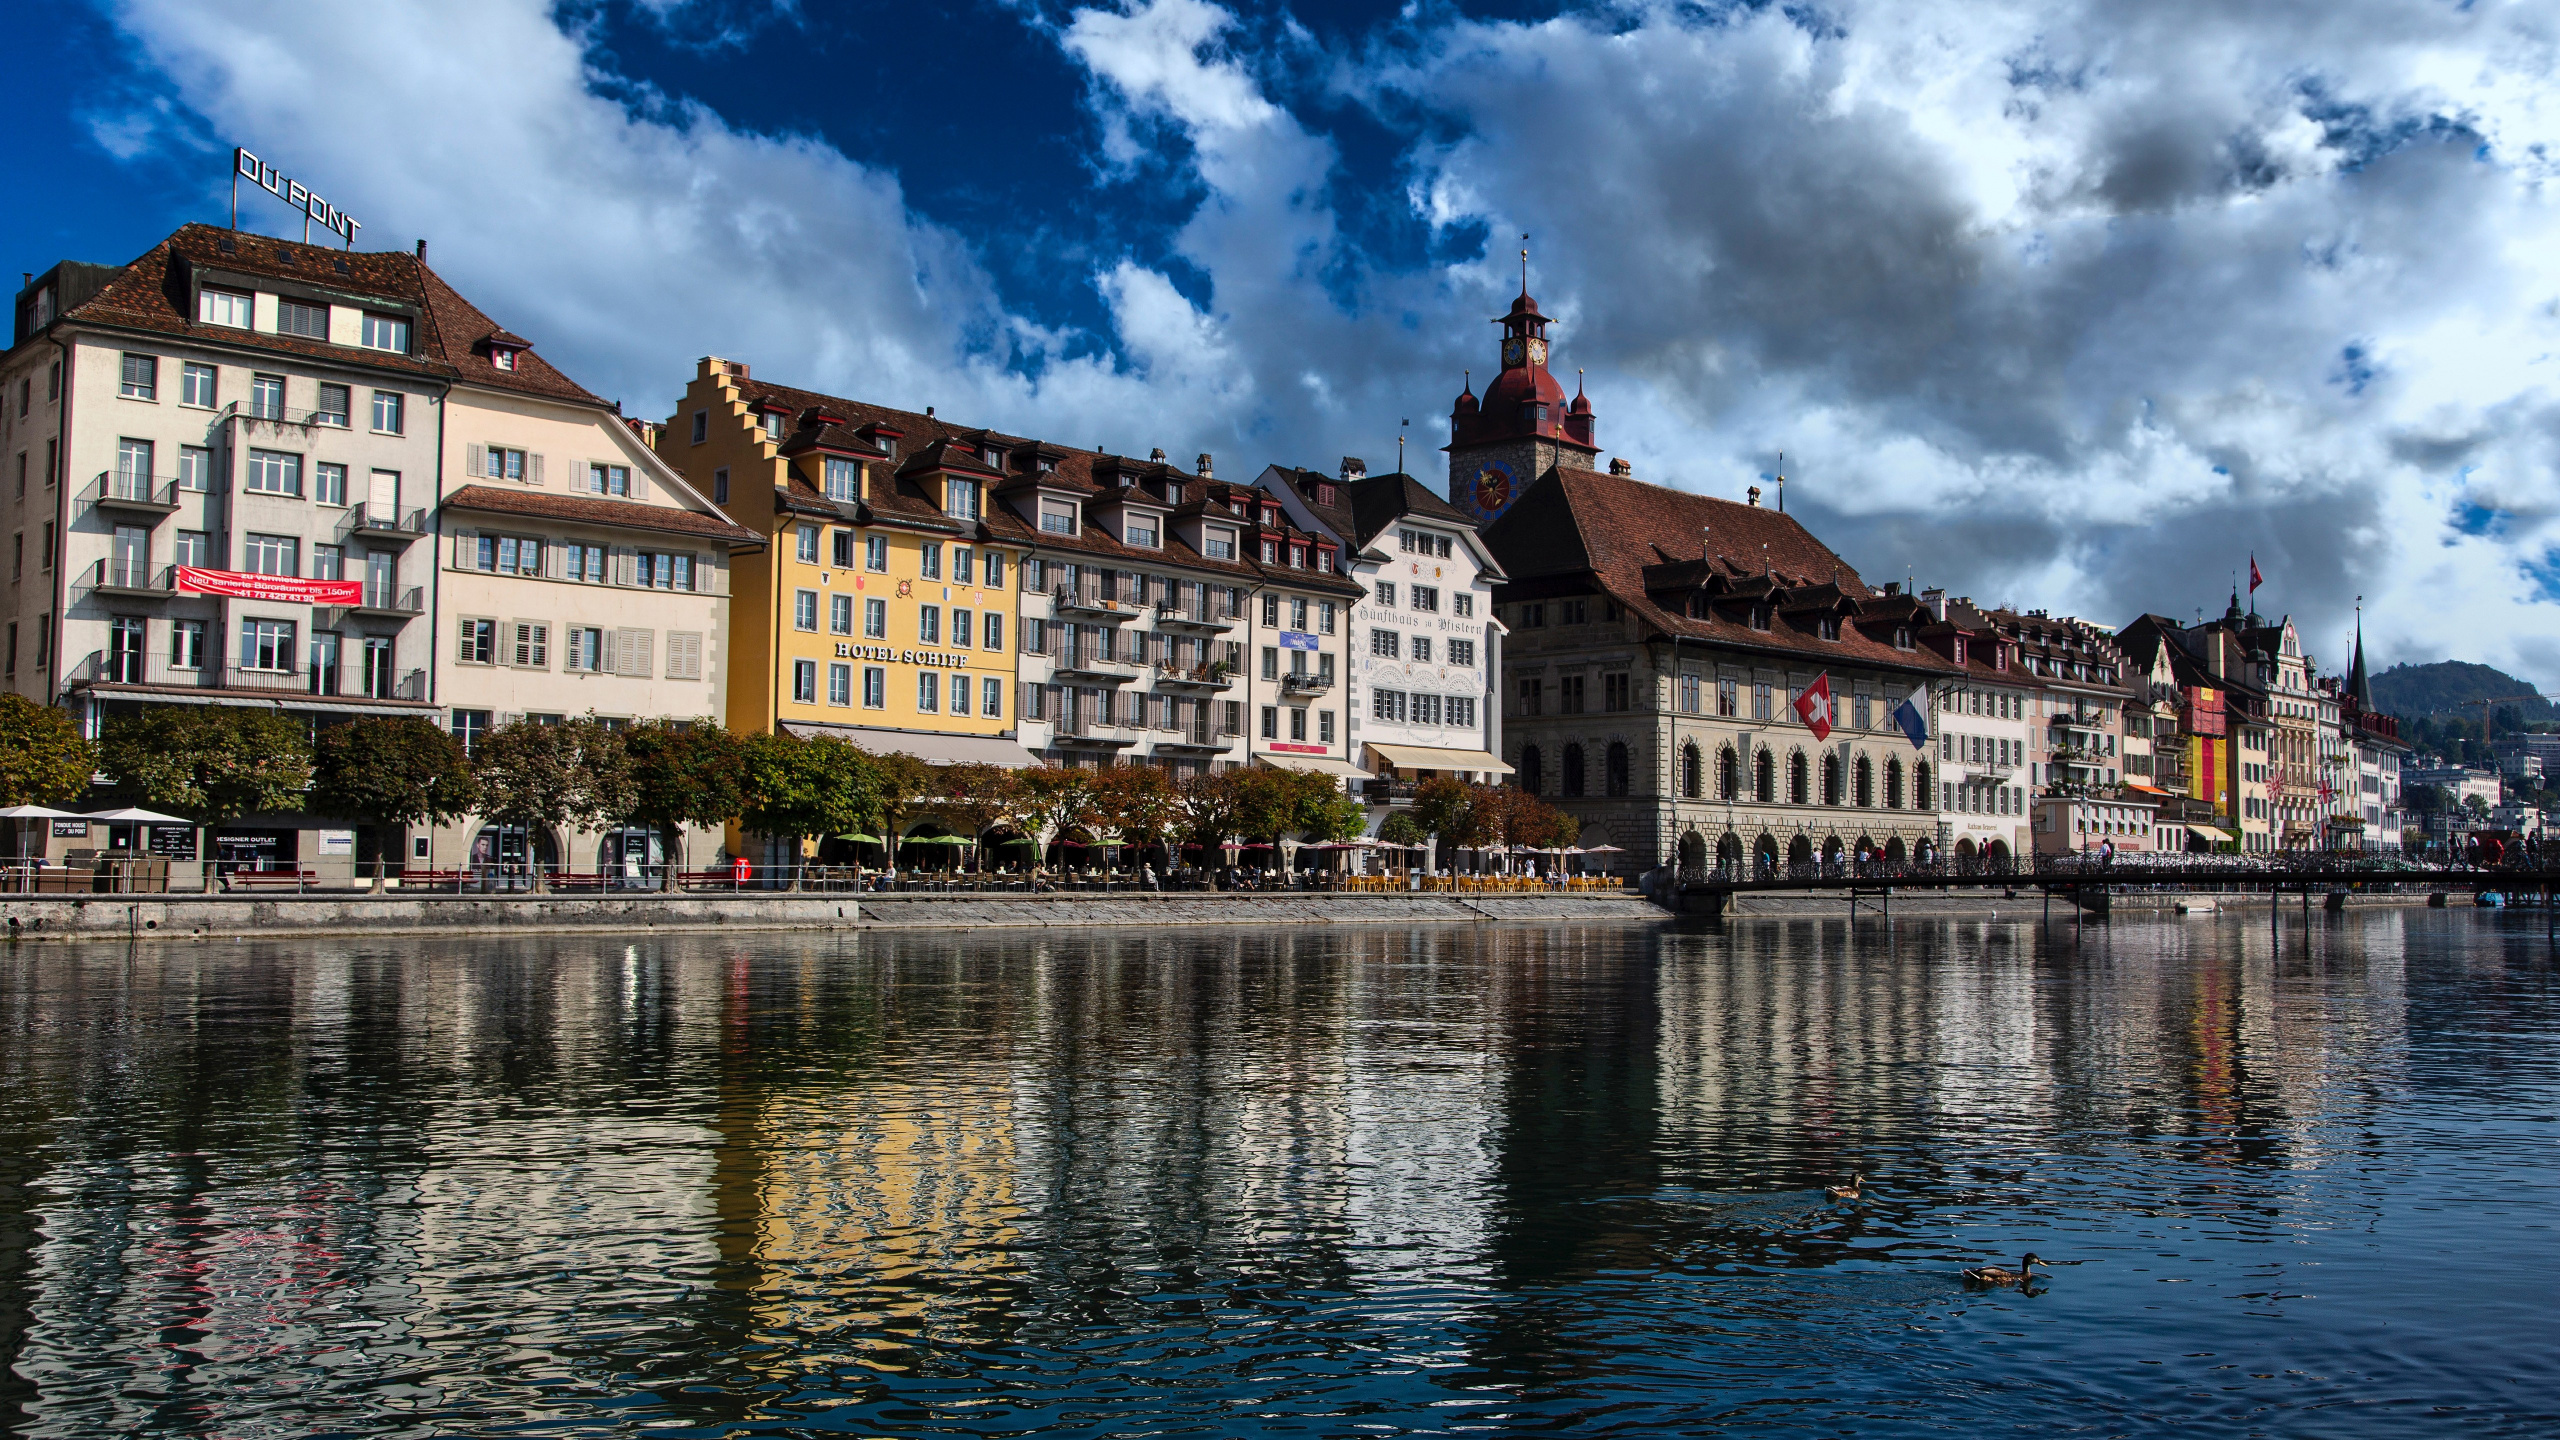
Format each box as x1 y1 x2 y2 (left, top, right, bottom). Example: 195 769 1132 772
84 807 189 825
0 804 81 865
836 833 884 845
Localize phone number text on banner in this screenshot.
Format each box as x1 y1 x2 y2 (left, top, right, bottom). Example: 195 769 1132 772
174 567 364 605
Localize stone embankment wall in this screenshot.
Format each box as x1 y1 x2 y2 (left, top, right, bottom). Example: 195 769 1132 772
0 890 1668 942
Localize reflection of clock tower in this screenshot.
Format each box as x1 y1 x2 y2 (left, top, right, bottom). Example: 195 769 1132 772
1446 281 1598 527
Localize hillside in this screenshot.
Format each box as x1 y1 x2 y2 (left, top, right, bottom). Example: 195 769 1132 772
2368 661 2554 721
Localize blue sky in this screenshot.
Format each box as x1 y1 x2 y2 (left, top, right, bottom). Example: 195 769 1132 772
17 0 2560 679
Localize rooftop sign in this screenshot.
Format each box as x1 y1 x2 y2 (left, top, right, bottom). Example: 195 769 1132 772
229 148 361 248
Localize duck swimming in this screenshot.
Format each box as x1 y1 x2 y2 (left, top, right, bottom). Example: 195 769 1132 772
1826 1174 1864 1201
1961 1253 2047 1287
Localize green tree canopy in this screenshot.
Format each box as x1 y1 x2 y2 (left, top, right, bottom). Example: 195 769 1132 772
623 721 750 883
310 716 475 836
473 717 634 839
866 751 941 850
1092 763 1180 847
1375 811 1424 848
98 706 313 829
739 730 883 873
0 695 95 807
1017 764 1100 846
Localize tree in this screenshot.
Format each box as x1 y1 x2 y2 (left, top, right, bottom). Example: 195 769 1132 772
98 706 314 888
738 730 882 884
867 751 941 859
1375 811 1424 848
623 721 750 887
926 761 1022 852
1017 764 1100 861
1093 762 1181 856
470 717 634 887
309 716 475 879
1227 766 1304 843
1173 768 1244 862
0 695 95 807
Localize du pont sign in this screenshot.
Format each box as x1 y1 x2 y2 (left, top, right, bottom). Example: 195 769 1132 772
231 148 362 247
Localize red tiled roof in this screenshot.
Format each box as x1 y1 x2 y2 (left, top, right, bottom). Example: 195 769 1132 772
1486 465 1957 676
443 484 763 547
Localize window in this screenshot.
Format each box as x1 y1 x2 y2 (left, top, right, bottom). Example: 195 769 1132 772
1127 521 1157 547
1560 674 1586 713
951 610 973 648
984 552 1005 589
793 660 818 703
242 617 297 672
1287 707 1307 741
566 543 606 582
1260 539 1278 565
1204 527 1234 558
314 462 346 506
691 410 708 444
984 612 1004 651
39 523 51 572
278 300 327 339
918 671 940 712
172 619 206 671
950 673 972 716
502 621 547 669
863 598 887 639
491 350 517 372
120 354 157 400
1413 636 1434 664
243 448 301 497
1412 586 1439 613
1319 601 1336 635
713 467 729 504
1371 688 1406 722
360 313 411 352
117 438 153 485
636 552 692 591
371 390 404 434
953 548 975 585
1261 594 1280 627
794 590 819 631
918 605 941 644
565 627 605 672
830 594 854 635
866 535 889 571
863 667 887 707
1563 744 1586 798
197 288 252 327
451 710 493 756
249 374 285 420
589 463 630 496
1261 706 1279 739
1752 682 1772 720
1262 647 1279 681
481 447 526 482
796 525 819 564
1411 693 1442 726
1370 629 1400 659
1041 503 1077 535
312 544 343 581
1789 751 1810 804
1454 594 1473 618
1376 582 1396 608
454 617 497 666
829 663 852 706
983 675 1003 717
920 544 942 580
1606 742 1630 798
181 363 216 408
174 530 212 568
1603 673 1629 712
1520 745 1543 794
825 457 860 502
243 533 298 576
1518 677 1542 716
945 478 979 519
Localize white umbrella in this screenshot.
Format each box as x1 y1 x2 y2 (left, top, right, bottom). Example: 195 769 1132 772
0 804 82 819
1580 844 1626 853
84 807 190 824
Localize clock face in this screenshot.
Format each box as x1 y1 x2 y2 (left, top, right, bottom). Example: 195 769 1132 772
1526 338 1547 367
1471 461 1518 519
1502 338 1526 369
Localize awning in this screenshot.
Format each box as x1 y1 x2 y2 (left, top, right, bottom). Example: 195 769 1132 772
1256 752 1369 779
2124 783 2169 795
1364 742 1515 776
779 721 1040 768
2186 824 2236 843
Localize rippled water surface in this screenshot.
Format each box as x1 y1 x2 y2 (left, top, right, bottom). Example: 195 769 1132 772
2 910 2556 1437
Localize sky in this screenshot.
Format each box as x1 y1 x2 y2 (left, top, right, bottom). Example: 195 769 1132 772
13 0 2560 681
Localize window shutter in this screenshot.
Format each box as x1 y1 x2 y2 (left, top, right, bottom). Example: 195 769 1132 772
705 552 729 596
452 528 477 568
629 468 650 500
596 627 616 675
526 454 545 486
465 443 485 480
667 630 702 681
611 547 637 586
615 628 653 677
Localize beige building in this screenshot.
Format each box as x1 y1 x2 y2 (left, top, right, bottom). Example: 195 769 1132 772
429 309 760 879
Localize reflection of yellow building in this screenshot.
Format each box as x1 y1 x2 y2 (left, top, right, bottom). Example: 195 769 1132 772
654 358 1034 760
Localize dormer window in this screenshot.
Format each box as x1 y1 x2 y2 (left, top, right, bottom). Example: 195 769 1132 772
945 477 981 520
1260 539 1278 564
1126 518 1159 548
1316 547 1334 573
1038 457 1058 473
1164 482 1182 505
1314 484 1337 506
1750 606 1770 632
982 447 1003 469
1895 626 1913 650
1040 500 1077 535
1816 616 1840 641
1291 544 1307 568
824 457 861 503
1994 646 2008 671
763 410 785 440
197 287 253 328
491 348 518 371
1204 526 1235 560
1954 638 1969 665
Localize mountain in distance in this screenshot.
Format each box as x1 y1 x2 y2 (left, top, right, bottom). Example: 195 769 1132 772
2368 661 2554 721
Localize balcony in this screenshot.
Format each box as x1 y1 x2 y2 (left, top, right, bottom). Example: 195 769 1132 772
1281 671 1335 694
90 560 178 599
1053 587 1139 622
66 651 428 703
1154 662 1235 692
1051 716 1138 748
1361 778 1418 804
346 503 430 542
1052 647 1140 683
92 471 182 518
335 585 425 620
1154 601 1237 634
1155 727 1232 753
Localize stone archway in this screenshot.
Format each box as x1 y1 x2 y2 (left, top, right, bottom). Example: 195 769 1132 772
1787 834 1813 868
1822 835 1844 868
1987 838 2012 870
1755 832 1780 875
1678 831 1707 870
1717 832 1742 869
1883 836 1907 864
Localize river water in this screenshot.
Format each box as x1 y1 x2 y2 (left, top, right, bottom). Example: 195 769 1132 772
0 910 2553 1438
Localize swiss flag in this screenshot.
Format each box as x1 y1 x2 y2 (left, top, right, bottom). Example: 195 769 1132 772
1793 673 1835 741
2249 554 2263 594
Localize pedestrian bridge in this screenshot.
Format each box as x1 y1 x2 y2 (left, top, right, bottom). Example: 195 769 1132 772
1664 856 2559 920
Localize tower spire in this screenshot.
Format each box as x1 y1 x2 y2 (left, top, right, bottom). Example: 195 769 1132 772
1520 233 1529 299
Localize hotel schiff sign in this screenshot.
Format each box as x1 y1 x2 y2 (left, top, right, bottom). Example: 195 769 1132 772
834 643 970 669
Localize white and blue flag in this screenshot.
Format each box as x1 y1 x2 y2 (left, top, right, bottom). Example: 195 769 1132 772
1891 686 1930 749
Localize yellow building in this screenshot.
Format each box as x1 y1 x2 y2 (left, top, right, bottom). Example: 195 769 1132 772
654 358 1036 775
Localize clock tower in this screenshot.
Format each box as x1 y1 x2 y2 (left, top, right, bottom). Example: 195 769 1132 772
1446 279 1598 527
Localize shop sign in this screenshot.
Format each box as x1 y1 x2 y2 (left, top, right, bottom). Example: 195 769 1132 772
51 819 89 837
231 148 361 245
318 830 355 856
149 826 197 860
176 567 364 605
832 643 970 668
1279 631 1319 651
1267 742 1329 755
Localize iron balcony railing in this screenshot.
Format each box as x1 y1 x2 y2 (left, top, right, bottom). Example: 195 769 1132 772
93 559 177 594
94 470 184 512
1281 671 1335 693
349 503 429 537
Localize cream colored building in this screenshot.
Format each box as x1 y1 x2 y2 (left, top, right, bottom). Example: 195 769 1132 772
428 302 760 880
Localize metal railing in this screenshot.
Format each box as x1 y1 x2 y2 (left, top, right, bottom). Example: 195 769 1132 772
95 471 183 509
1154 662 1234 688
93 559 175 593
349 503 429 536
1282 671 1335 693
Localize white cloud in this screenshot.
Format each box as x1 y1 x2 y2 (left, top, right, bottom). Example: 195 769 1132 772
93 0 2560 677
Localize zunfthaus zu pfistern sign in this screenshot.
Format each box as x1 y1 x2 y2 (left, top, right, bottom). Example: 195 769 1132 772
230 147 361 247
835 644 970 669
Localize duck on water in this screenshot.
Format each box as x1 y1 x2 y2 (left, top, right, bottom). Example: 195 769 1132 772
1962 1253 2048 1287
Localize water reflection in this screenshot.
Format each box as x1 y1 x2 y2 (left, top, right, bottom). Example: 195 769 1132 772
2 912 2554 1436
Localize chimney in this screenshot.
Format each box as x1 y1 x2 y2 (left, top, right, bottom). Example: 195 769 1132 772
1148 447 1166 462
1883 581 1901 596
925 406 934 417
1339 456 1366 482
1608 457 1632 476
1747 485 1762 507
1196 452 1214 478
1921 587 1948 621
415 239 426 259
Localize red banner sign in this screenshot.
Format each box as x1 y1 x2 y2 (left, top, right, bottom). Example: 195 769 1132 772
1266 743 1330 755
174 566 363 605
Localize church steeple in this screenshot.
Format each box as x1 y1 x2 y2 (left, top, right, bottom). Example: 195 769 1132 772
1447 248 1599 527
2348 602 2374 714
